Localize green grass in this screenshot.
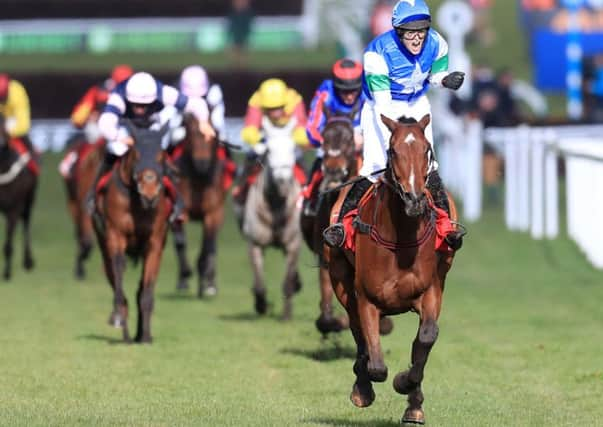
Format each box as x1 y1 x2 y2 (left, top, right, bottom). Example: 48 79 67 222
1 155 602 427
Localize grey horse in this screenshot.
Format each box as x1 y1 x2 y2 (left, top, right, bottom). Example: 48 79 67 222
233 118 303 320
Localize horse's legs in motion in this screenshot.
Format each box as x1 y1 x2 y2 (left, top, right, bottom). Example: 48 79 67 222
75 215 93 280
197 209 222 298
281 240 301 321
393 285 442 425
135 240 161 343
356 291 388 383
316 265 348 334
21 189 35 272
3 211 19 280
249 243 267 315
172 221 192 291
104 233 129 341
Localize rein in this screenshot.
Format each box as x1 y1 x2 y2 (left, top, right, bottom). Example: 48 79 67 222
0 151 31 185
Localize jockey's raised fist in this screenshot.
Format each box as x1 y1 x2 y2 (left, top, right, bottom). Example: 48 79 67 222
442 71 465 91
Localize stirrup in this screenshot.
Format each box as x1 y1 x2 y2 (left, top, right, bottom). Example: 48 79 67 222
446 222 467 251
323 223 345 248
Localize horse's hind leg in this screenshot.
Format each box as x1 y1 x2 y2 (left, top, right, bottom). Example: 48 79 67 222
197 221 219 298
3 212 18 280
393 285 442 425
172 222 192 291
136 242 161 343
316 265 348 335
249 243 267 315
356 293 388 383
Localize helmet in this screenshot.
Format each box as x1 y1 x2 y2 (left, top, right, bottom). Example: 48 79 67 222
258 78 288 109
111 64 134 85
125 72 157 104
0 74 9 101
392 0 431 30
180 65 209 98
332 59 363 91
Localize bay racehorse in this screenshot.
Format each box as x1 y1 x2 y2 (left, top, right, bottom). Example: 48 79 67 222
233 118 303 320
170 113 234 297
325 115 458 425
92 121 171 343
0 113 37 280
300 111 358 335
61 137 105 279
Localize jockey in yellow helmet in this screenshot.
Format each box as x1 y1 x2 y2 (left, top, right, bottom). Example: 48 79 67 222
234 78 309 203
0 73 34 153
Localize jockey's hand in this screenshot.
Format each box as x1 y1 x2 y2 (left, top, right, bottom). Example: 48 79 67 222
442 71 465 91
199 121 216 140
253 143 267 156
122 136 135 147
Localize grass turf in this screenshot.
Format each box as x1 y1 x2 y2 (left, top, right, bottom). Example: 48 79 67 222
0 153 602 426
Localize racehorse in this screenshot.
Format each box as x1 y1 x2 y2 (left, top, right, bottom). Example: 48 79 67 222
300 112 358 335
92 121 171 343
0 113 37 280
233 118 303 320
61 137 104 279
170 113 233 297
325 114 457 425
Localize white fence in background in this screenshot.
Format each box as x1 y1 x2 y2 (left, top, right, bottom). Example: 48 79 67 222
485 124 603 269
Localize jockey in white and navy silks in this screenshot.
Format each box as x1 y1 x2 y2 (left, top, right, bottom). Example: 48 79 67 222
322 0 466 251
90 71 215 219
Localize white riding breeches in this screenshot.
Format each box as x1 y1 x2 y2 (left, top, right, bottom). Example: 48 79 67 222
359 95 436 182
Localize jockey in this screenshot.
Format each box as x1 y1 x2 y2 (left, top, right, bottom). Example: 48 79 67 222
178 65 226 141
90 71 215 221
303 58 366 214
323 0 466 250
0 73 34 153
71 64 134 140
59 65 134 178
233 78 309 202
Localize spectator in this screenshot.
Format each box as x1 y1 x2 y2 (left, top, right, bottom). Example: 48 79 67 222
227 0 254 67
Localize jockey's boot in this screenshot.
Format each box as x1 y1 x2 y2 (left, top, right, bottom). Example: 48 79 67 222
232 154 257 205
86 152 117 214
426 170 465 251
323 177 372 248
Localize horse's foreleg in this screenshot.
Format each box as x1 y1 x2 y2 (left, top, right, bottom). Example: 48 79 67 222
171 221 192 291
105 231 129 341
3 212 18 280
394 285 442 425
249 243 267 315
136 243 162 343
316 265 348 334
21 192 35 272
356 292 388 383
281 241 301 321
197 222 218 298
348 293 375 408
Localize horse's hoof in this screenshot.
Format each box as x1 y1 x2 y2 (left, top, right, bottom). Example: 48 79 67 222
379 316 394 336
254 290 267 315
368 363 388 383
75 267 86 281
204 285 217 297
393 371 417 395
350 381 375 408
401 408 425 425
108 312 124 328
176 280 189 291
24 258 34 271
135 335 153 344
315 314 345 334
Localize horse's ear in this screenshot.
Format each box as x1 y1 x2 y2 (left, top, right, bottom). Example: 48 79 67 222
380 114 398 132
418 114 431 131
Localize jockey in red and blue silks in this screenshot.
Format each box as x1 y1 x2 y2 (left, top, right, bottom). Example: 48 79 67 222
302 59 366 215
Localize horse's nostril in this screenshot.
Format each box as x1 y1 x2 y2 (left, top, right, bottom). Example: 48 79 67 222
143 172 156 183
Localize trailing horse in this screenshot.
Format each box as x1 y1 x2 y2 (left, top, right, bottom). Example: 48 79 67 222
325 114 458 425
61 137 105 279
169 113 235 297
0 113 38 280
233 118 304 320
300 113 358 335
92 121 172 343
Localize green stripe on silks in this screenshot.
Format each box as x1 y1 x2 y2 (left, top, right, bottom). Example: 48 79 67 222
431 54 449 74
366 74 390 92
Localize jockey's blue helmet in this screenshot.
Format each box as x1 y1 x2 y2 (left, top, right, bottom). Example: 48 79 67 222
392 0 431 30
